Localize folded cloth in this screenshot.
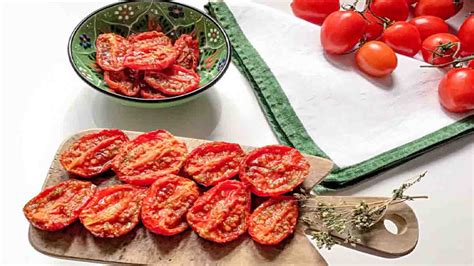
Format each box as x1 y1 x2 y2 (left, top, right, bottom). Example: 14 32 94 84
206 1 474 192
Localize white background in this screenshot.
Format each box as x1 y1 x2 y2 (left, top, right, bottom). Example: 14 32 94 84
0 0 472 265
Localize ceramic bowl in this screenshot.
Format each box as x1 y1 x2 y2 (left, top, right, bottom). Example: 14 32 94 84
68 1 231 108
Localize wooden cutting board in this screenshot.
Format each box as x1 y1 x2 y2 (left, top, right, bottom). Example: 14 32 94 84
28 129 419 264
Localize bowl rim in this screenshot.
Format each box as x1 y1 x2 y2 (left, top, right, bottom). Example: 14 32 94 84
67 1 232 103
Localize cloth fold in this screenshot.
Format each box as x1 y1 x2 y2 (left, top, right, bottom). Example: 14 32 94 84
206 1 474 192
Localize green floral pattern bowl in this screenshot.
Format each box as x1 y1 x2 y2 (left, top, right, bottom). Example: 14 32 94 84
68 1 231 108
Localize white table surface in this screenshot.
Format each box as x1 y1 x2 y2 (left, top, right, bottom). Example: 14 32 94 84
0 1 472 265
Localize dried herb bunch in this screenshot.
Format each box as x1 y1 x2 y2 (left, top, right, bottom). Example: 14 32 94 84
296 172 428 250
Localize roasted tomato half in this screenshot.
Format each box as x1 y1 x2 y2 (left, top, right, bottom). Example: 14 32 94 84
239 145 310 197
95 33 129 71
186 180 251 243
183 142 245 187
144 65 200 96
141 175 200 236
124 31 177 71
79 184 146 238
59 129 129 178
248 196 299 245
104 69 141 97
112 130 188 186
174 34 200 70
23 180 96 231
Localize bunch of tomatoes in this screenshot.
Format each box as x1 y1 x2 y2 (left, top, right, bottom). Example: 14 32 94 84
292 0 474 113
96 31 201 99
24 129 310 245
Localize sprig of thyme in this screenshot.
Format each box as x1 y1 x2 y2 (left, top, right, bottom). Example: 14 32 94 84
297 171 428 250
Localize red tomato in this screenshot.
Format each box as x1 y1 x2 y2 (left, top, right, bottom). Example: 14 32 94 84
414 0 463 20
174 34 200 70
356 41 398 77
141 175 200 236
320 11 367 54
382 22 421 57
23 180 96 231
95 33 129 71
468 60 474 69
363 11 384 41
248 196 299 245
239 145 310 197
406 0 419 6
409 16 449 41
104 69 141 97
144 65 200 96
124 31 177 71
183 142 245 187
59 129 129 178
80 184 146 238
370 0 409 21
138 80 166 99
422 33 460 65
458 16 474 57
290 0 340 25
112 130 188 186
186 180 251 243
438 68 474 113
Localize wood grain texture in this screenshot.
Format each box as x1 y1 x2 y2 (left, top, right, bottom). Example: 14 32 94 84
29 129 332 265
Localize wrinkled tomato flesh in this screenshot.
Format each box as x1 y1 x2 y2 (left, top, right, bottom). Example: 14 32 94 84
95 33 129 71
104 69 141 96
141 175 200 236
144 65 200 96
174 34 200 70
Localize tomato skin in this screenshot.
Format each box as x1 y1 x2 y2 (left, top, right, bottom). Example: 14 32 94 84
79 184 146 238
138 80 166 99
248 196 299 245
183 142 245 187
104 70 141 97
186 180 251 243
112 129 188 186
414 0 463 20
144 65 200 96
356 41 398 77
23 180 96 231
409 16 449 41
240 145 310 197
291 0 340 25
421 33 460 65
320 11 367 54
458 16 474 57
59 129 129 178
382 22 421 57
141 175 200 236
95 33 129 71
174 34 200 70
468 60 474 69
438 68 474 113
370 0 409 21
363 11 384 41
406 0 418 5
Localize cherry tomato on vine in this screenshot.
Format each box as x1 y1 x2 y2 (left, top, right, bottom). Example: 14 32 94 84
382 22 421 57
414 0 463 20
320 11 367 54
144 65 200 96
438 68 474 113
80 184 146 238
248 196 299 245
186 180 251 243
363 11 384 41
468 60 474 69
112 129 188 186
240 145 310 197
421 33 460 65
60 129 129 177
355 41 398 77
141 175 200 236
23 180 96 231
406 0 418 6
370 0 409 22
95 33 129 71
408 16 449 41
458 16 474 57
183 142 245 187
290 0 340 25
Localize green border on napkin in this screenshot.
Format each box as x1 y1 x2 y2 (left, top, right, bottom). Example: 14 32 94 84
206 2 474 193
